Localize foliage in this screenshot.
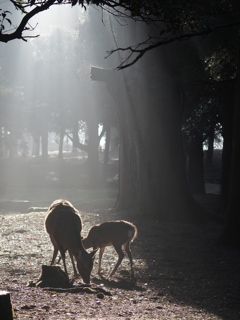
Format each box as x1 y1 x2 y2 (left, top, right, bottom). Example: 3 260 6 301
0 8 12 33
179 24 237 147
205 47 237 82
182 98 222 143
0 1 239 69
106 0 240 69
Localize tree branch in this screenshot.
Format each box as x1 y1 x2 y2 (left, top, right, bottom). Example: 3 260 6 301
0 0 56 43
0 0 164 43
108 20 240 70
64 129 89 152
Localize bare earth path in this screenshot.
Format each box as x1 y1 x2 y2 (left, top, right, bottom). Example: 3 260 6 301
0 207 239 320
0 153 239 319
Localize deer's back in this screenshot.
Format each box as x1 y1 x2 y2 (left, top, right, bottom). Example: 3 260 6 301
88 220 137 248
45 200 82 249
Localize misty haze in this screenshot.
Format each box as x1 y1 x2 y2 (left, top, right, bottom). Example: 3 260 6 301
0 2 239 320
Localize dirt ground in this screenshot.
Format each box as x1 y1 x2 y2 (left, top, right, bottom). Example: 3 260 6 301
0 152 240 320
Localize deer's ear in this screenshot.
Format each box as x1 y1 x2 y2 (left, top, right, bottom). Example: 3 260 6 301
89 249 98 259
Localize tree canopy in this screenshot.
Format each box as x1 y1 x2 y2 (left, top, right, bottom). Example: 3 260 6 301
1 1 240 69
1 0 240 246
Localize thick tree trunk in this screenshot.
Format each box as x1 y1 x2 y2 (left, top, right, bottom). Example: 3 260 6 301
218 52 240 247
187 136 206 195
107 71 204 222
91 43 206 222
219 82 235 212
205 125 215 169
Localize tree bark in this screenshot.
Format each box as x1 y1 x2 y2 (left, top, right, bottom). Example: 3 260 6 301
218 49 240 247
108 71 204 221
90 43 206 222
187 136 206 195
205 125 215 169
219 81 235 211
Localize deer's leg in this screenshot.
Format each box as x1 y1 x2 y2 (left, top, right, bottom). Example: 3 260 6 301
50 247 58 266
98 247 105 274
109 245 124 277
56 249 67 265
58 250 78 277
69 252 78 277
58 246 69 279
50 235 59 266
56 255 62 264
123 242 134 278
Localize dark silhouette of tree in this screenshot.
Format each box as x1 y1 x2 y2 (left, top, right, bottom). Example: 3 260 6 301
1 0 240 243
1 1 240 49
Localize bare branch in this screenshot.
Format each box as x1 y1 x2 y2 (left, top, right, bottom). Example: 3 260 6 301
2 0 239 71
64 130 89 152
108 20 240 70
0 0 147 43
0 0 56 42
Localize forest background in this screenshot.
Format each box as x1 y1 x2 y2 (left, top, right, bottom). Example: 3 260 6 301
0 1 240 319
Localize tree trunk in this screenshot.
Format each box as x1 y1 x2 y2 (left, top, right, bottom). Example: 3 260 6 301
32 135 40 157
219 81 235 212
109 72 204 221
218 50 240 247
205 125 215 169
41 128 48 160
58 128 64 159
102 125 110 182
86 116 100 186
71 119 79 154
90 44 206 222
7 134 15 159
187 136 206 195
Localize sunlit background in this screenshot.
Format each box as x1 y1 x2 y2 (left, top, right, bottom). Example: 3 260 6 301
0 3 126 206
0 2 223 206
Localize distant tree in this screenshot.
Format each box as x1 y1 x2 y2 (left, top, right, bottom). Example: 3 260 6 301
0 84 26 157
183 99 222 194
28 20 113 183
204 38 237 210
2 0 240 243
218 46 240 247
179 39 222 195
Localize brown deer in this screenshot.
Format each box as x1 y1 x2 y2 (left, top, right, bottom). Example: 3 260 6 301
45 199 97 284
82 220 137 278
